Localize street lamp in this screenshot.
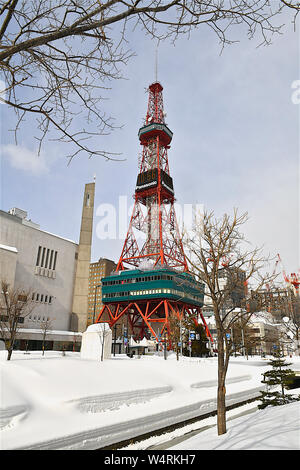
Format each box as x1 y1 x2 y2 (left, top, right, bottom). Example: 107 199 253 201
113 324 117 356
93 284 101 323
180 319 183 357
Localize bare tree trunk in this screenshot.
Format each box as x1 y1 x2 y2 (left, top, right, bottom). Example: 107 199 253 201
6 334 16 361
42 331 46 356
7 346 13 361
217 332 227 435
101 324 106 361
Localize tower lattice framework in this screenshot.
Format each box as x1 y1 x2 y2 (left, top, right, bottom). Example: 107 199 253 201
117 82 188 272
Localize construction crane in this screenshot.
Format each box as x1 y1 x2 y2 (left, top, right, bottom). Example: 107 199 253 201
277 253 300 296
265 255 281 291
207 253 232 267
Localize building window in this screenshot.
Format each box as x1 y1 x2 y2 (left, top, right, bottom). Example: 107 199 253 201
52 251 57 270
41 247 46 267
0 315 24 324
45 249 50 268
36 246 42 266
49 250 54 269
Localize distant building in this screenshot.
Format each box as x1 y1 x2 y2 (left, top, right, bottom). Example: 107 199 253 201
247 314 285 356
87 258 117 327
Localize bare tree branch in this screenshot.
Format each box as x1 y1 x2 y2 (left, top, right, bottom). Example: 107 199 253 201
0 280 36 360
0 0 297 160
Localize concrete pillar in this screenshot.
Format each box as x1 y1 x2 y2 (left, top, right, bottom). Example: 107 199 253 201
71 182 95 332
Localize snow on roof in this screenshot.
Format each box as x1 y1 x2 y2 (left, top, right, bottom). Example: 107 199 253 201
0 243 18 253
17 328 82 337
127 337 152 347
86 323 111 333
129 337 139 347
139 337 150 346
40 229 77 245
250 311 279 326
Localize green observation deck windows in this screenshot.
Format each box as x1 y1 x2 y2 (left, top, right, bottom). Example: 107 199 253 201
101 269 204 307
138 122 173 146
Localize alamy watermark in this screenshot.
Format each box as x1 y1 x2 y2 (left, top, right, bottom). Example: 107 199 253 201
95 196 204 241
291 80 300 104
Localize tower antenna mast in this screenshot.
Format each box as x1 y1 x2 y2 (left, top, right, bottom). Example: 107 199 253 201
155 44 158 83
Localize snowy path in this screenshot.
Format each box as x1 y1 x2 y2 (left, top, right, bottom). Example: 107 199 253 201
145 404 259 450
168 402 300 450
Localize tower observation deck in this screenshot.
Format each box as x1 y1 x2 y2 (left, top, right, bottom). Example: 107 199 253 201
96 81 212 345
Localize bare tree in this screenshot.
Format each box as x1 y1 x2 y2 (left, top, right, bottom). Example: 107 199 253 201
100 322 108 361
0 1 298 161
40 317 52 356
0 280 35 360
183 209 277 435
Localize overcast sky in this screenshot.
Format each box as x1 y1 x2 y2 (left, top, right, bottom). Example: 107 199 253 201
0 8 299 280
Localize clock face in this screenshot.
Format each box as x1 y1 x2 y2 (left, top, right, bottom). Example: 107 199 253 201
136 168 158 189
136 169 174 194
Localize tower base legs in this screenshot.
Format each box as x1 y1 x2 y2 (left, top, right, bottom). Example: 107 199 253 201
96 299 213 346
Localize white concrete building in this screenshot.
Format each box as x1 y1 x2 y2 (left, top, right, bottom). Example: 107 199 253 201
0 207 80 348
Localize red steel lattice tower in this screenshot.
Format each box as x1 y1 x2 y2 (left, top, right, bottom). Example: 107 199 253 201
96 82 212 346
117 82 188 271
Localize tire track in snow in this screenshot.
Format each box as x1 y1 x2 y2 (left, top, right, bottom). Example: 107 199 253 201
65 386 173 413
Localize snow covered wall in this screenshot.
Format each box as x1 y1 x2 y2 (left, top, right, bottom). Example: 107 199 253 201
80 323 112 360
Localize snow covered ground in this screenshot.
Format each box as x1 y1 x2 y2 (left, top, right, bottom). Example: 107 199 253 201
0 351 299 450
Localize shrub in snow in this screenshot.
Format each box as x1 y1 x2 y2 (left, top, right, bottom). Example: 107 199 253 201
258 350 300 409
